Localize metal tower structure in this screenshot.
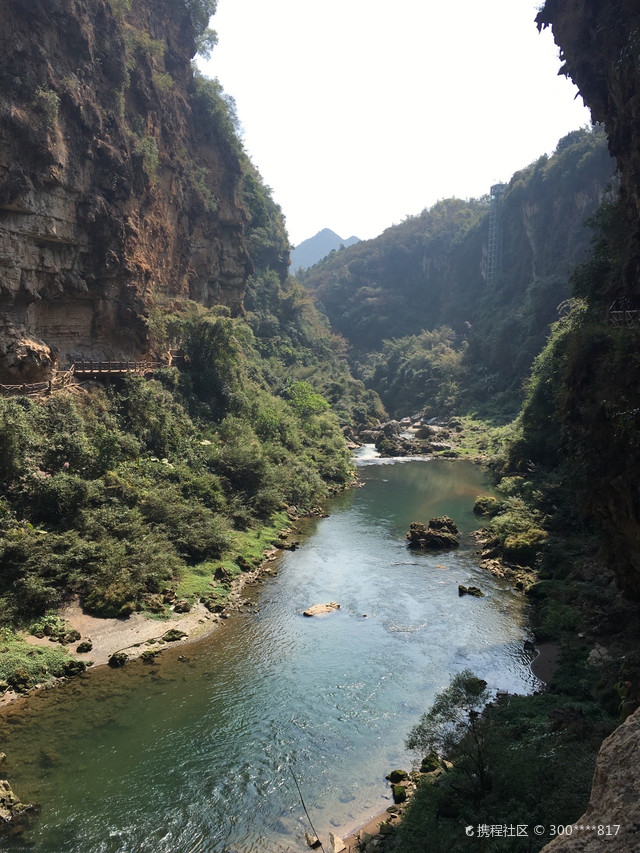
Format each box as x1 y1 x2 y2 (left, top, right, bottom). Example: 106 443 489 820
486 182 506 286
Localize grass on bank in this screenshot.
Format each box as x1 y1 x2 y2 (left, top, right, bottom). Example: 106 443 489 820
174 510 290 602
0 629 86 692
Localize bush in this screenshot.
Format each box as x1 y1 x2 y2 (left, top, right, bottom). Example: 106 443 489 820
503 527 548 566
139 490 231 561
473 495 505 517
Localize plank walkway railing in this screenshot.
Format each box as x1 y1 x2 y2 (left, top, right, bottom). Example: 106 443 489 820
0 359 165 397
608 301 640 329
71 360 161 376
0 366 76 398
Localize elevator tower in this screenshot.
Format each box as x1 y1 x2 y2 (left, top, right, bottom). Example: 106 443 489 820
486 183 506 286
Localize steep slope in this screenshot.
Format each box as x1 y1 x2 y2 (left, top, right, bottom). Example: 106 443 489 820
301 128 614 414
537 0 640 302
290 228 359 272
0 0 250 380
514 0 640 603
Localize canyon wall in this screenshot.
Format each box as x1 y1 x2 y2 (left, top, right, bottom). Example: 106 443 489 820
0 0 251 380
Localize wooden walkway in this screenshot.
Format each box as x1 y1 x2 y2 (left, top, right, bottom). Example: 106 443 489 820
0 366 76 398
608 301 640 329
72 360 160 377
0 360 163 398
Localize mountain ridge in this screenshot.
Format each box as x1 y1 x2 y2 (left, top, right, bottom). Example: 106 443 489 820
290 227 359 272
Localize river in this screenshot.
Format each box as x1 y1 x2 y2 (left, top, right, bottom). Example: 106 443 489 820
2 454 539 852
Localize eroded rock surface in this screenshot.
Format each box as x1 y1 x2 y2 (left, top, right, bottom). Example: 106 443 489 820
0 779 38 833
0 0 250 377
540 707 640 853
407 517 459 550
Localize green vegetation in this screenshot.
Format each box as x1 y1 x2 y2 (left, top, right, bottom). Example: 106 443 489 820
391 682 615 853
0 340 353 629
301 127 614 419
35 87 60 128
152 71 174 94
362 327 466 417
132 134 159 178
0 629 87 692
191 71 243 157
184 0 219 57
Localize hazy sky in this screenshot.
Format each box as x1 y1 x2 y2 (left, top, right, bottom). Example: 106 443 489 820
199 0 592 247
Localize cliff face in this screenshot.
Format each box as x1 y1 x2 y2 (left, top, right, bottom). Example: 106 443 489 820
532 1 640 602
304 141 612 351
302 128 613 411
0 0 251 380
540 706 640 853
536 0 640 299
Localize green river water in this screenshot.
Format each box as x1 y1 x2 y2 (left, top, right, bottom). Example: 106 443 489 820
1 454 539 852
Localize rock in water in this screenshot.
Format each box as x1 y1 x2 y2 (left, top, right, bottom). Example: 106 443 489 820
458 585 485 597
428 516 459 534
305 830 321 848
406 518 460 550
303 602 340 617
329 832 346 853
0 779 38 833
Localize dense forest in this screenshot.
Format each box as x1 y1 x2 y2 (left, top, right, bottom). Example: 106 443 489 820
302 126 614 417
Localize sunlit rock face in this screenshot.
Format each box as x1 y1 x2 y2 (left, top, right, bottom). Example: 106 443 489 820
540 707 640 853
0 0 250 378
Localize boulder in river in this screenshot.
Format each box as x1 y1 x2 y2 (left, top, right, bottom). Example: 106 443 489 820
407 517 459 550
428 516 459 534
386 769 409 783
305 830 321 848
458 585 485 597
392 784 407 804
329 832 346 853
303 602 340 617
0 779 38 834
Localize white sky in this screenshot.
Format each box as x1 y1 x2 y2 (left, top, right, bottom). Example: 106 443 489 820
199 0 592 247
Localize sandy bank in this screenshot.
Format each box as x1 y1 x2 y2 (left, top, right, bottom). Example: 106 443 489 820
0 548 284 707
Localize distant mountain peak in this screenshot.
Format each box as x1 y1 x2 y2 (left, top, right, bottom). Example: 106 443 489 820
291 229 360 272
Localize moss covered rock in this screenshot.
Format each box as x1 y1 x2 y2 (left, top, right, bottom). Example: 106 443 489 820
162 629 187 642
458 585 485 597
386 769 409 783
420 752 442 773
473 496 505 517
407 519 460 550
392 784 407 804
108 652 128 668
503 527 547 566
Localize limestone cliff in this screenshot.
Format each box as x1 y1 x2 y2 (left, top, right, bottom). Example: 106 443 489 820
529 6 640 850
540 707 640 853
536 0 640 300
0 0 251 380
533 1 640 602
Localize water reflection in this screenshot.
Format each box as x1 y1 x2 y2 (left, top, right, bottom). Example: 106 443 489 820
2 459 538 852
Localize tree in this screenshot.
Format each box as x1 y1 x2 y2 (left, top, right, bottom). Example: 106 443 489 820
406 669 491 795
